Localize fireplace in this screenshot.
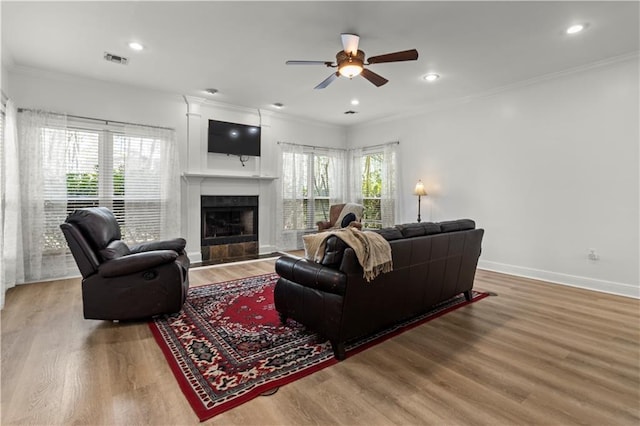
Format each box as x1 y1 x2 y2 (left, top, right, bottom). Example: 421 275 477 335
201 196 258 263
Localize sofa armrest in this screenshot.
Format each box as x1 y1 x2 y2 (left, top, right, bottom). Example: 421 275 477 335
99 250 178 278
275 256 347 296
130 238 186 254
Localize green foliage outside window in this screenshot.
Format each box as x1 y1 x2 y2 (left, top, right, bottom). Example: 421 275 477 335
362 153 382 198
361 153 383 228
65 165 125 197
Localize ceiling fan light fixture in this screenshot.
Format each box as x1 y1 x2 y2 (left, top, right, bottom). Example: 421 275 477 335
339 63 363 78
337 50 365 78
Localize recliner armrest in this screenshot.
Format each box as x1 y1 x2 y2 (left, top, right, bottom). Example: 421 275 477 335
316 220 332 231
99 250 178 278
275 256 347 296
130 238 186 254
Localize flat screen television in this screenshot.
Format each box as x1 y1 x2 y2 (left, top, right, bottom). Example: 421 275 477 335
208 119 261 157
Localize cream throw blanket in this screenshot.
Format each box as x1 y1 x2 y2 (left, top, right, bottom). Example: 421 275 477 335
303 227 393 282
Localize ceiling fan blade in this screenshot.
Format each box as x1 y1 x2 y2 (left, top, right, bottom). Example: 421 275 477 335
341 33 360 56
367 49 419 64
286 60 333 66
360 68 388 87
314 72 339 90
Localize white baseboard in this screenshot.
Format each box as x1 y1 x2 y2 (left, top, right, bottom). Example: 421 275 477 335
260 245 278 255
187 251 203 264
477 260 639 299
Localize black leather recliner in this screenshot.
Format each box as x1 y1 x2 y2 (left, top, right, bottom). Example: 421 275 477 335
60 207 190 320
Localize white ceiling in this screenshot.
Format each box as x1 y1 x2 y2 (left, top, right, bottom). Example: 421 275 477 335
2 1 638 126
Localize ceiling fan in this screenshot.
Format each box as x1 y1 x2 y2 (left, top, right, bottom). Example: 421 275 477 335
286 33 419 89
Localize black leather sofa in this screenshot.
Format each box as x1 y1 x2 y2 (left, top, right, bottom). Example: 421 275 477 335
60 207 190 320
274 219 484 360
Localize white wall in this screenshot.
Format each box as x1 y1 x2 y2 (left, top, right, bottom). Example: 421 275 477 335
347 57 639 298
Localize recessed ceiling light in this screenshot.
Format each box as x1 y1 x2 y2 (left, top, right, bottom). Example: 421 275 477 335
423 73 440 82
205 88 218 95
566 24 585 34
351 99 359 106
128 42 144 51
272 102 284 109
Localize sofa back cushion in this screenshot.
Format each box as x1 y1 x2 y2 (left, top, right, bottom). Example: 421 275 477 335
395 223 426 238
373 227 404 241
439 219 476 233
421 222 442 235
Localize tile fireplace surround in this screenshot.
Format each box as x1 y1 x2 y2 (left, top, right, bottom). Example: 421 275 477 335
200 195 258 263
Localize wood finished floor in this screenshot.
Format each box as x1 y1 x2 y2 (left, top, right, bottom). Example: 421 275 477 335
1 257 639 425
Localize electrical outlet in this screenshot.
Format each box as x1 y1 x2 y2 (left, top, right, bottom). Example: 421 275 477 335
588 248 599 261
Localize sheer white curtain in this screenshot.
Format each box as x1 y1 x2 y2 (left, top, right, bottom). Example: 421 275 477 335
277 142 306 250
121 124 181 242
277 142 350 250
1 100 26 308
380 142 399 228
18 109 70 281
349 147 364 204
327 148 347 206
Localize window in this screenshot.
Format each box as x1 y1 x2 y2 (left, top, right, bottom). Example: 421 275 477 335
18 110 180 280
352 142 398 229
360 152 384 229
282 151 334 231
42 125 170 253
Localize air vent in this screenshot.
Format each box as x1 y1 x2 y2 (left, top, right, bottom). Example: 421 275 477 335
104 52 128 65
344 110 358 115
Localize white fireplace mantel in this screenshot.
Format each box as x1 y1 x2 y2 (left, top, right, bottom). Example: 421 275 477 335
182 172 278 181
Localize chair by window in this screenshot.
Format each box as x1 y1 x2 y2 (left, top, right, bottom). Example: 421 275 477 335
316 203 364 232
60 207 190 320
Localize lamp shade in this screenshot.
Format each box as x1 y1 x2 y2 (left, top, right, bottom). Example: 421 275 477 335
414 180 427 196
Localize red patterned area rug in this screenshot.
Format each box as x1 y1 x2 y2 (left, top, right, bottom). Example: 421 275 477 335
149 272 489 422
